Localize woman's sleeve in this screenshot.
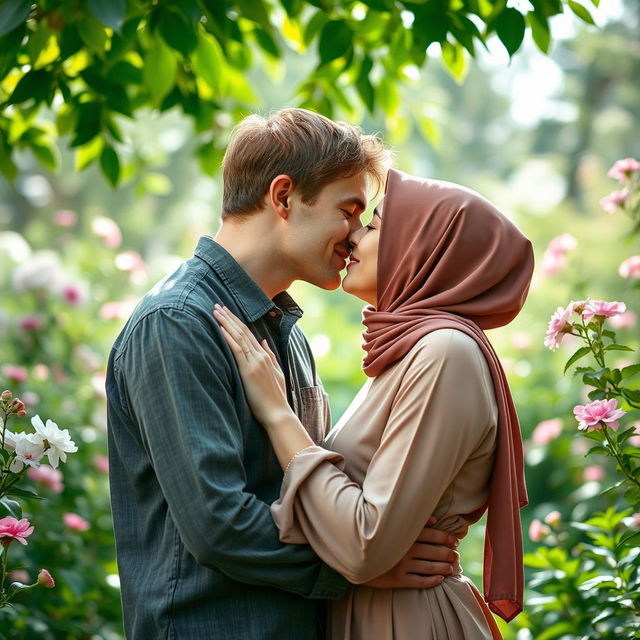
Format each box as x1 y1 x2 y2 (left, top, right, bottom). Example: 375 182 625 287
270 330 497 584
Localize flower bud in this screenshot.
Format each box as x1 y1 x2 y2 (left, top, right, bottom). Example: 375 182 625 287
544 510 562 527
1 390 12 401
16 409 27 417
37 569 55 589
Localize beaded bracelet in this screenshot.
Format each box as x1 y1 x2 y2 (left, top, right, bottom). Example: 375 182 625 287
284 445 317 475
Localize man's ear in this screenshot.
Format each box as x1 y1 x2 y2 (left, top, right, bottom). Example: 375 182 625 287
269 174 294 220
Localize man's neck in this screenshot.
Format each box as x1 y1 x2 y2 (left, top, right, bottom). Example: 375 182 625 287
214 217 293 300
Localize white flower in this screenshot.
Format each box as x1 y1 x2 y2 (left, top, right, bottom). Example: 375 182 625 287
3 429 16 450
10 432 45 472
30 415 78 468
11 251 63 294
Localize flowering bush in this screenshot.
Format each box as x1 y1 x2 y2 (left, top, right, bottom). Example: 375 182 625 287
521 160 640 639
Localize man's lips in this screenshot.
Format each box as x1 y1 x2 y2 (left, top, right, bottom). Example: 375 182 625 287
346 256 360 269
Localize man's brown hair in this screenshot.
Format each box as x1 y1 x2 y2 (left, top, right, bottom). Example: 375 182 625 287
221 108 388 219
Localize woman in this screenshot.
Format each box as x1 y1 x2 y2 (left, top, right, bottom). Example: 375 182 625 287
214 168 534 639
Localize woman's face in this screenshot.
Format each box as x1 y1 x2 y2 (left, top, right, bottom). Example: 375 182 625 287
341 205 382 306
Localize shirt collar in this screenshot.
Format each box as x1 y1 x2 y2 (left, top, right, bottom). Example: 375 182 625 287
194 236 303 322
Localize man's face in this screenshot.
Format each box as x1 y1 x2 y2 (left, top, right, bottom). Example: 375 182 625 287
284 173 368 290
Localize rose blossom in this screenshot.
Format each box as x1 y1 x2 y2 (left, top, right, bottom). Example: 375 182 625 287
529 519 550 542
37 568 55 588
30 415 78 468
59 280 89 307
619 256 640 279
609 311 637 329
53 210 77 227
91 216 122 249
0 516 34 546
94 454 109 473
600 189 628 214
2 364 28 383
544 510 562 527
12 252 63 293
544 304 575 349
540 251 566 277
63 512 90 532
583 465 605 483
28 464 64 493
608 157 640 183
18 314 44 331
531 418 563 446
99 300 137 320
115 251 146 273
582 300 626 322
10 432 45 472
9 570 30 584
574 398 626 432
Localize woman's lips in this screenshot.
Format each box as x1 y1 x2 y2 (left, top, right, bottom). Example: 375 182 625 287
346 258 359 269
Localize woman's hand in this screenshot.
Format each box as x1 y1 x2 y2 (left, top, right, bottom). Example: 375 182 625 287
213 304 291 428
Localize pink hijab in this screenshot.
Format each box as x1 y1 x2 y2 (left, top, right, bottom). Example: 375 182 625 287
362 169 534 622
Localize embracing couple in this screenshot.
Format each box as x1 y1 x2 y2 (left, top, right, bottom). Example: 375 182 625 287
106 108 534 639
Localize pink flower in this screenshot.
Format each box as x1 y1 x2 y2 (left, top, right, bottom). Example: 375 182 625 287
573 398 626 432
544 510 562 527
629 423 640 447
630 514 640 531
59 281 89 307
28 465 64 493
582 300 626 322
547 233 578 255
619 256 640 279
63 512 90 532
53 210 77 227
531 418 563 446
0 517 35 547
600 189 629 214
608 157 640 183
609 311 637 329
2 364 27 383
511 332 532 350
37 568 55 588
99 300 137 321
91 216 122 249
18 314 44 331
529 519 550 542
583 465 605 483
9 569 30 584
115 251 146 273
94 454 109 473
540 251 566 277
544 304 575 349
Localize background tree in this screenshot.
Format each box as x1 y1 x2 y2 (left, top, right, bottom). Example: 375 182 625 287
0 0 599 185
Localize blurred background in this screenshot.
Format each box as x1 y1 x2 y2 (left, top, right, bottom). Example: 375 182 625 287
0 0 638 637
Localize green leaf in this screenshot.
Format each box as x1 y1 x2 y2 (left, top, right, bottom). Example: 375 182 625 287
622 388 640 403
7 486 43 500
356 56 375 113
254 27 281 58
579 575 618 591
0 496 22 518
0 0 30 38
441 41 467 83
31 141 60 171
143 38 178 101
0 132 17 180
303 10 328 46
191 32 226 95
100 145 120 187
564 346 591 373
603 344 634 353
78 14 109 56
70 102 103 147
7 69 55 105
527 11 551 54
494 8 526 57
88 0 126 32
236 0 272 31
621 364 640 380
568 1 596 25
159 7 198 56
318 20 353 66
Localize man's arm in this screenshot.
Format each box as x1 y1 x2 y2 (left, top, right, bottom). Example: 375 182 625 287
115 307 347 599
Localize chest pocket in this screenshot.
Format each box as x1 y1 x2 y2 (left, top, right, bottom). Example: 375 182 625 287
299 386 329 445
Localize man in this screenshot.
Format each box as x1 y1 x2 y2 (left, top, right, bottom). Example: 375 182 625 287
107 108 458 639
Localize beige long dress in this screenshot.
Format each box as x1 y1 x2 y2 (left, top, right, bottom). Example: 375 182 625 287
271 328 503 639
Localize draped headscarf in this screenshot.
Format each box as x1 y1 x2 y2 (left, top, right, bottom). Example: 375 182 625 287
362 169 534 622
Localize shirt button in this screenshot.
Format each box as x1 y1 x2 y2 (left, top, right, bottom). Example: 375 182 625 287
269 311 277 318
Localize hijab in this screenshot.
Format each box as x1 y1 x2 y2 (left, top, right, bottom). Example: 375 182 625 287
362 168 534 622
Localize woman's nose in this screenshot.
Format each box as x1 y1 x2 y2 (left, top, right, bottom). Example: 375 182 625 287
348 226 367 248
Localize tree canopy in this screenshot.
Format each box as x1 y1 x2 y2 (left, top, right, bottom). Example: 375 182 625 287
0 0 600 185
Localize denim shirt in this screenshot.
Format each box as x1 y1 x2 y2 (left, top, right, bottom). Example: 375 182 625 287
106 237 348 639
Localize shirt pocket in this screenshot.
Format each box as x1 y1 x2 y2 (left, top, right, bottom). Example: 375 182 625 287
299 386 329 445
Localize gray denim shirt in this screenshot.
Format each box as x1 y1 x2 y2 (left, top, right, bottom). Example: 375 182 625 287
106 236 348 639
